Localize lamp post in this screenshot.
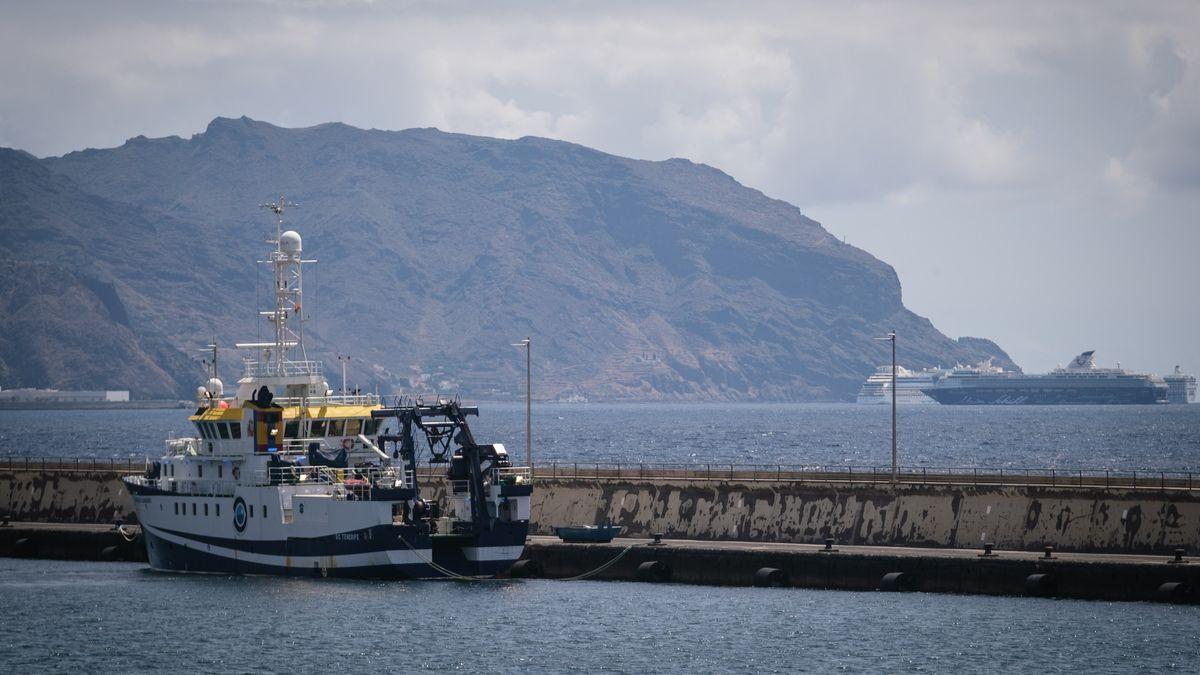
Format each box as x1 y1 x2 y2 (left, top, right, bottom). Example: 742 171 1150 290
511 337 532 479
336 353 350 397
874 330 897 483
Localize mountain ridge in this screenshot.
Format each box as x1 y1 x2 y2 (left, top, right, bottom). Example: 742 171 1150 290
2 117 1016 399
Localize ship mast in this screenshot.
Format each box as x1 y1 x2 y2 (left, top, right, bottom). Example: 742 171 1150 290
258 196 311 374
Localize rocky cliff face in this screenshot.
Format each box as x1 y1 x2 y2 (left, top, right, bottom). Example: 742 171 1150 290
1 117 1015 399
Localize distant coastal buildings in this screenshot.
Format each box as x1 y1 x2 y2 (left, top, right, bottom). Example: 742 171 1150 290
0 388 186 409
0 388 129 403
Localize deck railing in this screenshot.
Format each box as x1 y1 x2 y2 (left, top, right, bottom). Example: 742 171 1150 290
1 457 1196 491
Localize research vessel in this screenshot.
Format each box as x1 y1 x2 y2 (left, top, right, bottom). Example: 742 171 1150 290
122 197 532 578
922 351 1167 405
855 365 947 404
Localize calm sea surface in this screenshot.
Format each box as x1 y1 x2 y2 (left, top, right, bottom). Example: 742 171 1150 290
2 406 1199 671
1 403 1198 471
0 558 1197 673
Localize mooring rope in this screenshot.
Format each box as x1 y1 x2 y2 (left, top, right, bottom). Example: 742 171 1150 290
397 533 641 582
397 533 491 581
560 544 637 581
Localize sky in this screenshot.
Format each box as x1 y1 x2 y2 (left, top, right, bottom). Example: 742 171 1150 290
2 0 1197 376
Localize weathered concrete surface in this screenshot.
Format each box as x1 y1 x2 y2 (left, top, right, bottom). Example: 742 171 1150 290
529 479 1200 555
3 470 1199 555
0 471 136 524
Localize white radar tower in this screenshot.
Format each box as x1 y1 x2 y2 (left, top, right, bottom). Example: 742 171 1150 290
257 195 314 375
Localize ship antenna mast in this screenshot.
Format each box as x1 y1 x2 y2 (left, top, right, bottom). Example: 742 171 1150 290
258 195 309 374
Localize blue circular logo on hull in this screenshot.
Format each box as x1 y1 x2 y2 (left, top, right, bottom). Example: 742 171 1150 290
233 497 247 532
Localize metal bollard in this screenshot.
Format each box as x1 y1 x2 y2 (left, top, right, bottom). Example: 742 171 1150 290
979 542 996 557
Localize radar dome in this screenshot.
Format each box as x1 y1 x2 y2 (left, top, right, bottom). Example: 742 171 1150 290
196 386 209 399
280 230 302 256
206 377 224 397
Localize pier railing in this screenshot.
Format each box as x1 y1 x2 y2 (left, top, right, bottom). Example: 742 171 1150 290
522 462 1198 491
1 456 1196 491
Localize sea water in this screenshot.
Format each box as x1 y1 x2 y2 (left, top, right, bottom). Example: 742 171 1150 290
2 405 1199 671
0 558 1197 673
2 403 1198 471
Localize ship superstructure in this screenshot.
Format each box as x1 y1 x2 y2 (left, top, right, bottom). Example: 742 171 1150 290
922 351 1168 405
1164 366 1197 404
123 198 531 578
856 365 947 404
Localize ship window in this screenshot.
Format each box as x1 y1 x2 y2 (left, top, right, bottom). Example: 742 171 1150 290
216 503 220 517
285 421 299 439
217 423 230 440
218 465 223 478
230 423 241 439
198 465 203 478
174 503 178 515
311 420 327 436
262 505 268 520
192 503 196 516
204 503 209 516
363 419 379 436
250 504 255 518
344 419 362 436
328 420 345 436
204 422 217 438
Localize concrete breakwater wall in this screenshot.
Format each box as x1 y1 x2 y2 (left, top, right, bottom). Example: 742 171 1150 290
1 470 135 525
3 469 1199 555
531 479 1200 555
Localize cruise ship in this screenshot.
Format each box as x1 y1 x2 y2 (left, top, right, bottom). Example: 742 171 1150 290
1164 366 1197 404
921 351 1167 405
856 366 947 404
122 198 532 578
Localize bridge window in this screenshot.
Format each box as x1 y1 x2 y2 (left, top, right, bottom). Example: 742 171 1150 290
216 423 230 440
344 419 361 436
230 423 241 439
285 421 299 439
363 419 379 436
328 420 345 436
311 420 327 436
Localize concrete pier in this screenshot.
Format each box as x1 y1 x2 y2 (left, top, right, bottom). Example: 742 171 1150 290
1 522 1195 603
2 458 1198 602
520 536 1200 603
3 460 1200 554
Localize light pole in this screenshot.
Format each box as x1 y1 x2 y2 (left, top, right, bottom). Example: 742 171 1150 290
511 337 532 479
336 353 350 397
874 330 897 482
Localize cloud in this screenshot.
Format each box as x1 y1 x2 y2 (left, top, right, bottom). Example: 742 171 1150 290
0 0 1197 207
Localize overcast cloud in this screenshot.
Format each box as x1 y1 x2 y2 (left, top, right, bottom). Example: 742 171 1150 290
1 0 1197 375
